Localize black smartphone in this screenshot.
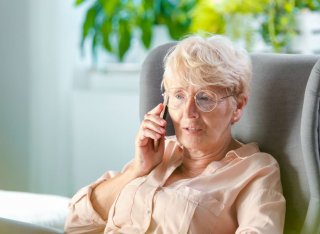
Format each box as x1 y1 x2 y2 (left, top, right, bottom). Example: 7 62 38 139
154 96 169 151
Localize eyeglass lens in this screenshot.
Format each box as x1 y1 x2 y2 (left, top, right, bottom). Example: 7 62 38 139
167 90 218 112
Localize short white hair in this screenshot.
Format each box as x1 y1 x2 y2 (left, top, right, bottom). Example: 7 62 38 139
162 34 252 97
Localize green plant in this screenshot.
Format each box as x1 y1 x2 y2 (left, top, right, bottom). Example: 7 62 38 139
260 1 296 52
217 0 269 51
261 0 320 52
295 0 320 10
190 0 270 51
191 0 320 53
75 0 196 62
189 0 225 35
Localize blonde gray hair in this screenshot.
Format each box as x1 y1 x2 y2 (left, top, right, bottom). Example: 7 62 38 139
162 34 252 97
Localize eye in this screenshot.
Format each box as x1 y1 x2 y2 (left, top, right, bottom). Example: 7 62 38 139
173 91 186 100
198 95 210 101
197 91 215 102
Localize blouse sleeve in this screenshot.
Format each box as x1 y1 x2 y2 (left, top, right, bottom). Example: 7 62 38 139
235 154 286 234
64 170 119 234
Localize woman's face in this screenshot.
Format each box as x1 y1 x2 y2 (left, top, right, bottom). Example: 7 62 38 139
167 84 240 154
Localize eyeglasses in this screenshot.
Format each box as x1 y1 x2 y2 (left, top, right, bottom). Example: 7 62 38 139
163 88 234 112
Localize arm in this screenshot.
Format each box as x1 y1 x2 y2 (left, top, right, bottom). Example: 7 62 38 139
90 166 138 220
235 155 286 234
64 104 167 234
91 103 167 219
64 171 120 234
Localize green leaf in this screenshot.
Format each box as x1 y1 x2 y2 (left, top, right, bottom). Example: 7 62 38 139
165 19 183 40
101 19 113 52
81 5 97 48
310 0 320 10
139 11 154 48
74 0 86 6
103 0 121 15
154 0 163 16
141 23 153 49
91 32 99 62
117 18 131 61
142 0 154 10
159 0 195 40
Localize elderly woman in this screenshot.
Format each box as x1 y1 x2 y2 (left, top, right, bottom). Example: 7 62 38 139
65 35 285 234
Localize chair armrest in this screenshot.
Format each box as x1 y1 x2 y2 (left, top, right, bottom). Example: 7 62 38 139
0 217 63 234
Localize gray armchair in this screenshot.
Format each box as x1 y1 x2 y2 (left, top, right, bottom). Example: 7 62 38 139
140 42 320 234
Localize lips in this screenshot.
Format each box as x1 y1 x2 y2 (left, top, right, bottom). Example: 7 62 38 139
183 126 202 133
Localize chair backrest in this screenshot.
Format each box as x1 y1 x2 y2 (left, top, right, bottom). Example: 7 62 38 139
139 42 320 234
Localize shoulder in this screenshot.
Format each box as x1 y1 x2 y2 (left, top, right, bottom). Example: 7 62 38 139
224 143 284 195
225 142 281 175
230 142 278 163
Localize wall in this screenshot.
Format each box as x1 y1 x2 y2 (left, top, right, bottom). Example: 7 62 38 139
0 0 173 197
28 0 84 196
0 0 84 196
0 0 142 196
0 1 30 191
71 68 140 192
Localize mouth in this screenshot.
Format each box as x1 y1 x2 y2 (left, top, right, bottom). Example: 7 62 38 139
183 127 202 134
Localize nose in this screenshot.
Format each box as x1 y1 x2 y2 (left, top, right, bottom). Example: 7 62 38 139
183 95 199 118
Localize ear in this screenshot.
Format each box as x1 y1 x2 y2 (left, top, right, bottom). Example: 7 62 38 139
231 94 248 124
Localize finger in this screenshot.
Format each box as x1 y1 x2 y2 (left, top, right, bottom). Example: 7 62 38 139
144 113 167 127
140 128 162 141
136 127 156 146
136 103 166 147
147 103 164 115
136 130 160 148
157 134 165 150
142 119 166 135
136 119 164 146
136 136 149 147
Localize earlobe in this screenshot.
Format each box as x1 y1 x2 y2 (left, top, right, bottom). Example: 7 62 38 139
231 109 241 124
231 94 247 124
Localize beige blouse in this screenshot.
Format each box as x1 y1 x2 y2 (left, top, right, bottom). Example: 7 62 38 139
65 138 285 234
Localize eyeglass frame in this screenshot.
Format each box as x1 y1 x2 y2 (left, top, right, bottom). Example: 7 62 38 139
162 88 235 113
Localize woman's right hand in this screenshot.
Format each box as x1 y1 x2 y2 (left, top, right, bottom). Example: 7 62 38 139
132 103 167 177
68 104 167 225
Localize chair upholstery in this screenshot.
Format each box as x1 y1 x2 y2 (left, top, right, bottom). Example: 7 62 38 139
0 217 63 234
139 42 320 234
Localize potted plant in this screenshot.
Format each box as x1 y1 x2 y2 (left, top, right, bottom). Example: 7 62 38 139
74 0 196 62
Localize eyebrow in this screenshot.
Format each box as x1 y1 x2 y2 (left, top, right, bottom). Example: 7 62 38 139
167 86 223 93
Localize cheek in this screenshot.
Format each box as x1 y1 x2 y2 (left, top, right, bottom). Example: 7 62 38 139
168 109 180 121
168 110 181 131
169 110 182 138
204 110 233 132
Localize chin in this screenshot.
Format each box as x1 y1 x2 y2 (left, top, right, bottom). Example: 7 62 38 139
177 135 204 149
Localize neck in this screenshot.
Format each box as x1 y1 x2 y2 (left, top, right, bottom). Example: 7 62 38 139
180 138 240 177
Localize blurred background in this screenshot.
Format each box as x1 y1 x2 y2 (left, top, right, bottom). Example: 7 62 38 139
0 0 319 197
